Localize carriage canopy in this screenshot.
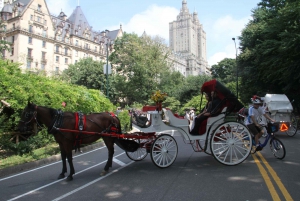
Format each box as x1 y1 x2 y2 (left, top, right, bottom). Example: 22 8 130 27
201 79 243 113
264 94 293 113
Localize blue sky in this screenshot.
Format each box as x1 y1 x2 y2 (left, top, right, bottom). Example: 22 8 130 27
46 0 261 66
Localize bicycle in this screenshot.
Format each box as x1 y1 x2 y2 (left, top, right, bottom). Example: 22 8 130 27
249 122 286 159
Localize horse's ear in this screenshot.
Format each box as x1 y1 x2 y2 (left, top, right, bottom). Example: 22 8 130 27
27 100 31 106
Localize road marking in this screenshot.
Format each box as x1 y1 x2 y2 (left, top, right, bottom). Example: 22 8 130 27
52 161 135 201
257 152 293 201
0 146 106 181
113 158 126 166
7 152 127 201
252 153 281 201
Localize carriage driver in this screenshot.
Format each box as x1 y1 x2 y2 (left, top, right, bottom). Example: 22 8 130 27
246 98 275 151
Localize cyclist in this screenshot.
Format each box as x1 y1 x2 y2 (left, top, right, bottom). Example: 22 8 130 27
246 98 275 151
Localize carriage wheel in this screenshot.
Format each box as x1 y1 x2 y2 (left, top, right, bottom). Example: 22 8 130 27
270 137 286 159
150 134 178 168
285 114 298 137
210 122 252 166
126 139 148 161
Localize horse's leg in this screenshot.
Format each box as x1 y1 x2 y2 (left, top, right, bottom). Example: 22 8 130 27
66 146 75 181
101 137 115 176
57 143 67 179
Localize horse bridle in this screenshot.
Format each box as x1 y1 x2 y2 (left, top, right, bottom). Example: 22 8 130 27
19 105 42 127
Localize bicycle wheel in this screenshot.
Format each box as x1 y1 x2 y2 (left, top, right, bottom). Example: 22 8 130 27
286 114 298 137
269 137 286 159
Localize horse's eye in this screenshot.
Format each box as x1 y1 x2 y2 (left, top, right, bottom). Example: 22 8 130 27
25 112 31 118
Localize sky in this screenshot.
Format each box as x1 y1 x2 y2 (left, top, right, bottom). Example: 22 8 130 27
46 0 261 66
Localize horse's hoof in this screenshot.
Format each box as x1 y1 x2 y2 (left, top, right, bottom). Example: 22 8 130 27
66 176 73 181
100 170 108 176
57 174 65 179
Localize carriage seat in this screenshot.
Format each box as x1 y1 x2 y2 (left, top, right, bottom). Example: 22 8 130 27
163 108 189 127
198 107 227 135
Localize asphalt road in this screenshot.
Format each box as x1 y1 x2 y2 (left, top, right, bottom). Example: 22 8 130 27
0 131 299 201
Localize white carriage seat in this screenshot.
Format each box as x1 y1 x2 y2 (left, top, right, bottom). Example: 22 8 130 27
162 108 189 127
198 107 227 135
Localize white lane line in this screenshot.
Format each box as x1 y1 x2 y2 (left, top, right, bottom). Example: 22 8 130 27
113 158 126 166
7 152 127 201
0 146 106 181
52 161 134 201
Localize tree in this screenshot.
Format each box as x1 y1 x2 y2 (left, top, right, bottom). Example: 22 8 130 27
109 33 172 105
238 0 300 111
0 20 11 57
210 58 236 84
61 57 105 91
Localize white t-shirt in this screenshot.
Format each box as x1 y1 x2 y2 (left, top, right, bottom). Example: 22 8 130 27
246 106 265 125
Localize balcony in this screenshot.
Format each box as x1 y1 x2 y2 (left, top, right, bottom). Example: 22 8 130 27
41 58 47 63
27 55 33 61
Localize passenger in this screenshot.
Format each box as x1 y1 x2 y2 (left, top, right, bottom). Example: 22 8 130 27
190 91 221 134
246 98 275 151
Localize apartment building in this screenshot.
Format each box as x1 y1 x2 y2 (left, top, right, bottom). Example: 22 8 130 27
0 0 122 74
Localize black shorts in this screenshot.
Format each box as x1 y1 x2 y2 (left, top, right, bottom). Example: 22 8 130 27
247 124 263 135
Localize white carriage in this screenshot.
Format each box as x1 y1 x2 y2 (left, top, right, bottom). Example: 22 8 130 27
129 80 253 168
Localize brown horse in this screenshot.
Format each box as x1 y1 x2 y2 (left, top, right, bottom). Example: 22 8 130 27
18 102 121 181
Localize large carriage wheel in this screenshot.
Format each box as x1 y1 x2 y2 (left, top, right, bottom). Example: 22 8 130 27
150 134 178 168
210 122 252 166
285 114 298 137
126 139 148 161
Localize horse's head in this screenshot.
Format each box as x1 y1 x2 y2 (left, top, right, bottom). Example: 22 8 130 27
18 101 37 132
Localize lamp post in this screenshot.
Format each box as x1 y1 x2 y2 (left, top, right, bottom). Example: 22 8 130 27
232 37 238 100
105 39 113 98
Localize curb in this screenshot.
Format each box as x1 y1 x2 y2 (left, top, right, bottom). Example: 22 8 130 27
0 142 105 178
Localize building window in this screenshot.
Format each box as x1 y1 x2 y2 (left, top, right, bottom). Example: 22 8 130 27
11 48 14 56
42 51 46 60
56 45 59 53
42 41 46 48
38 4 42 12
75 30 78 35
27 61 31 69
44 20 47 25
64 48 68 55
12 36 14 43
65 58 68 64
28 37 32 44
75 50 78 56
37 16 41 22
56 56 59 63
13 23 15 29
55 67 59 74
41 64 45 70
27 48 32 58
75 60 77 63
42 30 47 37
29 25 33 33
75 40 78 45
30 15 33 20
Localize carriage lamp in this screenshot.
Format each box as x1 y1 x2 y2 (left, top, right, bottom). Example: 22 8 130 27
280 123 289 132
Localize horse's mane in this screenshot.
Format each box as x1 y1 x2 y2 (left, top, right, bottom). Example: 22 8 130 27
37 105 59 119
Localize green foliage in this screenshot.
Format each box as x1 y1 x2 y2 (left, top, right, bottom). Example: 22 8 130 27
211 58 237 84
109 33 171 105
0 58 114 154
61 57 106 91
0 20 11 55
117 110 131 132
238 0 300 112
176 75 211 103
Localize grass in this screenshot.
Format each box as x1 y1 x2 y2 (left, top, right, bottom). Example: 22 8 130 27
0 143 60 169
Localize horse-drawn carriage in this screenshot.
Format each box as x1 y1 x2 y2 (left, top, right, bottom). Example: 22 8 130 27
18 79 253 181
237 94 298 137
130 79 252 167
